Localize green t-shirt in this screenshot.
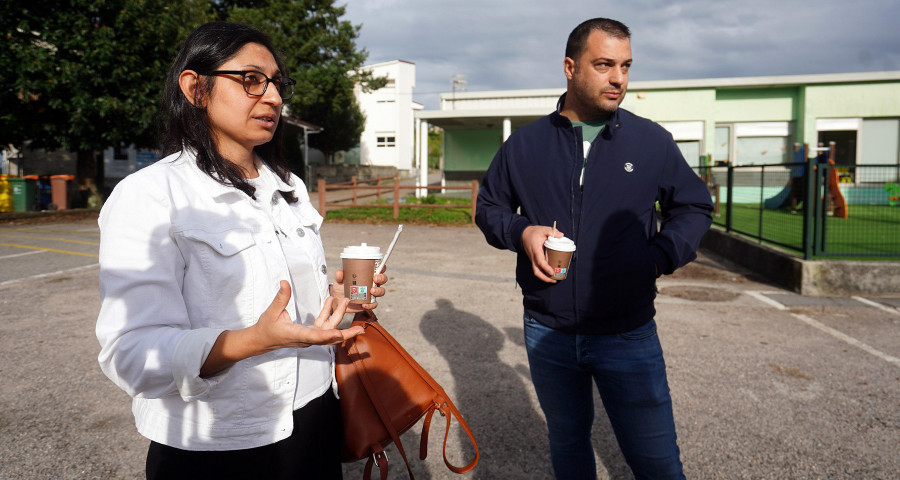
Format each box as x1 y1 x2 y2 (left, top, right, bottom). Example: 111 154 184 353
572 119 607 186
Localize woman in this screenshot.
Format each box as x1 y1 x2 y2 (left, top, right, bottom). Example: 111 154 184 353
96 22 384 479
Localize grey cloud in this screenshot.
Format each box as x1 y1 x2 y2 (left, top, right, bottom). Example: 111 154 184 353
344 0 900 108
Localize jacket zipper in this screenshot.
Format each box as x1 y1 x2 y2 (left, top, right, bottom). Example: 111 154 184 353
571 127 581 325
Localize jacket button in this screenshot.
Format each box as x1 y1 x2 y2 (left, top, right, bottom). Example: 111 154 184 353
296 227 305 237
321 265 327 275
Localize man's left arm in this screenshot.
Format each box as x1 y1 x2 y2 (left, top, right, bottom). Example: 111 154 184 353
650 139 715 276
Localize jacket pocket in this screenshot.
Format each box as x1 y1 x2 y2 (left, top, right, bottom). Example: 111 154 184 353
176 228 259 329
181 228 256 256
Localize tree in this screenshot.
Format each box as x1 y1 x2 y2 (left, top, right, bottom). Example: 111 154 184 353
0 0 209 202
428 128 443 171
226 0 385 163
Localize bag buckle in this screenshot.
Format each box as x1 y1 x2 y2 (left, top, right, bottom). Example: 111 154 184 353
372 451 389 467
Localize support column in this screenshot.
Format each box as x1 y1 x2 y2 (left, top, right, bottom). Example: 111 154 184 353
418 119 429 198
502 117 512 142
414 118 421 195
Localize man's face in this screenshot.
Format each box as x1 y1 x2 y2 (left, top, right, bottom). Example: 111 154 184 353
564 30 632 120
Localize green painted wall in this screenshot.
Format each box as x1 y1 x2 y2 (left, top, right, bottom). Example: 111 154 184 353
625 89 715 121
444 129 503 172
715 88 799 122
436 78 900 176
801 82 900 147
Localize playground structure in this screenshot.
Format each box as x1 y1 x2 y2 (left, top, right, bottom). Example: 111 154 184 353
764 143 848 219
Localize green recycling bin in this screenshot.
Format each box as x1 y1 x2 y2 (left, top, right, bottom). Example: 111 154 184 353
9 177 37 212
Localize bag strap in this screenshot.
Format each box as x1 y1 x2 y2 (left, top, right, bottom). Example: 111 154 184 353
362 444 389 480
348 320 419 480
437 398 480 473
358 315 479 475
418 390 479 474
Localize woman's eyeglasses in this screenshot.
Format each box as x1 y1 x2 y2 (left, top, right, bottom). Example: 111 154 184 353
200 70 296 100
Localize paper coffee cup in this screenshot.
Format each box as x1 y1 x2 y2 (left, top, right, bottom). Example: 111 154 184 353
544 236 576 280
340 243 383 304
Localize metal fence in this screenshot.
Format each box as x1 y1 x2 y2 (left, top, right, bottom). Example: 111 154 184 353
698 162 900 259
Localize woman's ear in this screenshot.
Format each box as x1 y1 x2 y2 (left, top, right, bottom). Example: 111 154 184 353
178 70 203 107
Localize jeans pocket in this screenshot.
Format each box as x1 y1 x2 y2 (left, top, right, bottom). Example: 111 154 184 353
619 320 657 340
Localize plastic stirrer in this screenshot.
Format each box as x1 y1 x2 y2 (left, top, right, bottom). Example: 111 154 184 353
375 224 403 275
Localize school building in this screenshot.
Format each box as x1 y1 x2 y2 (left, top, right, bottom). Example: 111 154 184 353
413 71 900 184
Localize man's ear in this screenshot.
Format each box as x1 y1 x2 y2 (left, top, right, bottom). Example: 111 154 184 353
178 70 203 107
563 57 576 81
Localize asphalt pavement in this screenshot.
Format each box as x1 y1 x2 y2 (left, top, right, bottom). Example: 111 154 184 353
1 215 898 479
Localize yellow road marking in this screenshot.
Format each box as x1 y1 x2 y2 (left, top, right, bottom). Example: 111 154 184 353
0 228 100 237
0 242 98 258
0 233 100 246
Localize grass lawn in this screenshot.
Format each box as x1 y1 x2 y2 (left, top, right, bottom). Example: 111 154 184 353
716 203 900 258
324 195 475 226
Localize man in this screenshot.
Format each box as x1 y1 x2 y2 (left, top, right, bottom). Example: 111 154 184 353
475 18 713 480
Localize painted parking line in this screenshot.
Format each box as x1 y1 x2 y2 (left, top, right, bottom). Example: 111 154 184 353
0 263 99 286
0 233 100 246
852 296 900 317
791 313 900 367
0 227 99 237
747 290 900 368
0 242 98 258
744 291 786 310
0 250 46 260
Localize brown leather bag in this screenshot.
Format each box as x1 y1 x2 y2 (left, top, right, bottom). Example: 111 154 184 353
335 311 479 480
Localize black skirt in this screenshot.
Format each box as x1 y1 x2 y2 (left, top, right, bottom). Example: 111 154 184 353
146 390 343 480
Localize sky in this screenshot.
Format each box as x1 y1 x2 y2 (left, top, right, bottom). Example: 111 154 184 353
342 0 900 110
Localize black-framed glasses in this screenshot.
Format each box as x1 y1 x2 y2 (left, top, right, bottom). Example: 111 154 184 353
201 70 296 100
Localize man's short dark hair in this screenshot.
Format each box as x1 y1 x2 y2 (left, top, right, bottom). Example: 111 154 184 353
565 18 631 59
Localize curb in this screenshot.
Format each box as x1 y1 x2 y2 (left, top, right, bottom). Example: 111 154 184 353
700 227 900 296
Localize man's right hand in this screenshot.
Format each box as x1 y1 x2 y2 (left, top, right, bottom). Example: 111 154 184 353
522 225 564 283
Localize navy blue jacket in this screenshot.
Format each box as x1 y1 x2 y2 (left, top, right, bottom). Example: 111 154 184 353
476 98 714 334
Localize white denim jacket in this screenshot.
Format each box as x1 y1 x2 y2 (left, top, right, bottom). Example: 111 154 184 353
96 150 331 450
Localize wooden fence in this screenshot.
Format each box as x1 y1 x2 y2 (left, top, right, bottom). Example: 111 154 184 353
317 175 478 223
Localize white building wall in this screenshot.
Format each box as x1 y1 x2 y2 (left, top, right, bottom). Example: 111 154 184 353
357 60 416 174
440 89 562 111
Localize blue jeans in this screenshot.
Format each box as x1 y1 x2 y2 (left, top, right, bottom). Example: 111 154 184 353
524 313 684 480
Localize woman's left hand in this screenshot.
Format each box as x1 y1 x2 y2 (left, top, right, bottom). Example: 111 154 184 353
331 268 388 313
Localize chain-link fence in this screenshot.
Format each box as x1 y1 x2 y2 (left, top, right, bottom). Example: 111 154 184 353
696 162 900 258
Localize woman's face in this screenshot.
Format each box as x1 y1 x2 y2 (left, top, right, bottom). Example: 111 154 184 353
205 42 284 162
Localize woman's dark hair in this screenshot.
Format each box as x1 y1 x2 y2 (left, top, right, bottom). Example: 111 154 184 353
160 22 297 203
565 18 631 60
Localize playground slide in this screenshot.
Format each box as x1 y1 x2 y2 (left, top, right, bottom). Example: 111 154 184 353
827 160 848 219
764 184 791 209
765 147 805 210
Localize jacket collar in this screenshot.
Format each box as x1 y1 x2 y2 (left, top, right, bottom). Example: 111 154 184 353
553 92 622 137
179 149 295 200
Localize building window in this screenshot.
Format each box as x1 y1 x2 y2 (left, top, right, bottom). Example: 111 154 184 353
377 136 396 147
732 122 794 166
114 144 130 161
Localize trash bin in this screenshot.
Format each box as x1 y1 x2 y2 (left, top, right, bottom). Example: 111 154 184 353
50 174 75 210
37 176 53 210
0 175 12 212
9 176 37 212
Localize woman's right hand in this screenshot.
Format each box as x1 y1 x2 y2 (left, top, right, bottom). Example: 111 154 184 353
201 281 364 377
253 280 365 349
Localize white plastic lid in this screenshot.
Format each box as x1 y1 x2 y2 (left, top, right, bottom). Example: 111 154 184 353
544 236 576 252
340 243 384 259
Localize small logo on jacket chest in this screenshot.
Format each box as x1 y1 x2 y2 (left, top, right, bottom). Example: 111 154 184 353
624 162 634 172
